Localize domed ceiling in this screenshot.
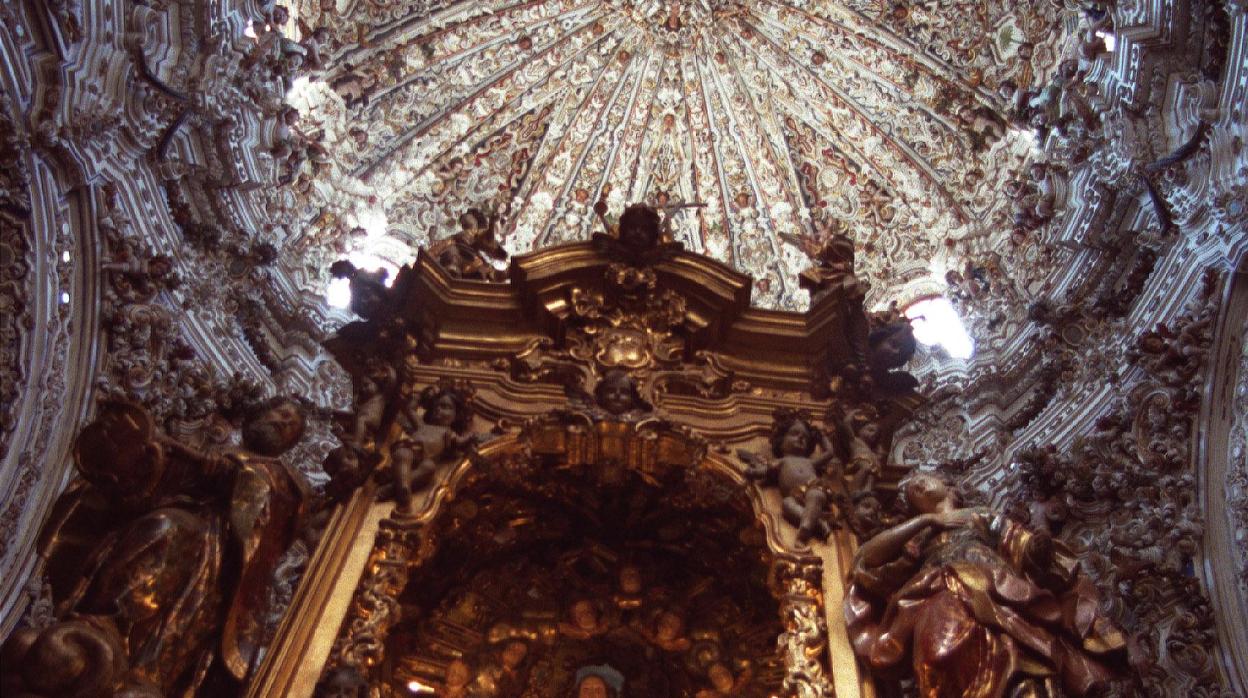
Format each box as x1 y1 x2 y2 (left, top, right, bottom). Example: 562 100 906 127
282 0 1075 309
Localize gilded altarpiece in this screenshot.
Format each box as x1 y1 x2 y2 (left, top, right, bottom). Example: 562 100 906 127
253 213 922 698
3 207 1129 697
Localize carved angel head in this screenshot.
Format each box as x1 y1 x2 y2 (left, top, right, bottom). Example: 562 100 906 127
242 397 306 456
593 370 648 416
898 471 958 514
617 204 661 251
769 409 818 458
419 384 473 432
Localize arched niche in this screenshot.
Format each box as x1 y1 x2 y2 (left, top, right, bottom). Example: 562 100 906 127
250 421 852 698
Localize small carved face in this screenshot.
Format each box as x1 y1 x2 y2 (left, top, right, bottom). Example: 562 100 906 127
903 473 950 514
655 611 684 641
460 209 488 234
617 206 660 250
446 659 471 688
858 421 880 445
1139 334 1166 353
243 400 304 456
426 394 459 426
320 668 367 698
597 374 637 415
854 494 881 521
869 324 916 370
708 663 734 691
502 641 528 670
324 445 361 480
149 256 174 278
780 422 813 457
618 565 642 594
571 600 599 629
577 676 609 698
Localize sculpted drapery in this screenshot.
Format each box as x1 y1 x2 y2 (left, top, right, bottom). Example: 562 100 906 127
2 399 309 696
844 472 1125 698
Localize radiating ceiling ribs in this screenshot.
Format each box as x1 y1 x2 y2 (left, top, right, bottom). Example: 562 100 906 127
756 0 998 107
590 47 660 222
532 29 647 247
353 10 613 181
727 16 973 229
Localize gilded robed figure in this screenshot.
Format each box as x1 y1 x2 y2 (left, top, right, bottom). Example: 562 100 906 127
2 399 310 697
844 472 1125 698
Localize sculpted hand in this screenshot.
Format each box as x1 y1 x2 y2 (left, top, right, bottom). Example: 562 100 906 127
736 450 767 479
1025 530 1055 569
928 509 977 530
817 430 833 451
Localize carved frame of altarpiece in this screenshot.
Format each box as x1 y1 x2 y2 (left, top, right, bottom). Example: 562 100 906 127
251 241 913 698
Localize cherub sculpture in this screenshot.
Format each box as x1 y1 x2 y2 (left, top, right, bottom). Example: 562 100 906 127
835 408 886 491
592 369 651 419
695 661 752 698
316 666 368 698
863 313 919 395
566 369 653 421
390 383 479 513
470 640 530 697
615 203 662 252
614 564 645 610
431 207 508 281
348 358 396 449
638 608 692 652
737 410 845 542
559 599 610 640
592 200 683 264
442 659 473 698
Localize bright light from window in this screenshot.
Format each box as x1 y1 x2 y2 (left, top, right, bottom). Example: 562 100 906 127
244 20 257 39
905 297 974 359
1095 29 1116 52
325 250 399 308
59 291 70 304
348 251 397 287
325 277 352 308
61 250 71 263
356 208 389 238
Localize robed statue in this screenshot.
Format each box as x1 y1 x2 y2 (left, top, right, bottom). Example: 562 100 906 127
2 398 311 696
844 472 1125 697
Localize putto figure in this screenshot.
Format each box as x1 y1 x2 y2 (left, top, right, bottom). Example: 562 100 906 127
592 199 683 264
845 471 1126 697
430 207 508 282
390 382 480 512
346 358 396 450
737 410 845 543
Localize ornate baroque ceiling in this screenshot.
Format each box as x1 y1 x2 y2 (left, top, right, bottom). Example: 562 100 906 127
3 0 1248 690
280 0 1071 308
